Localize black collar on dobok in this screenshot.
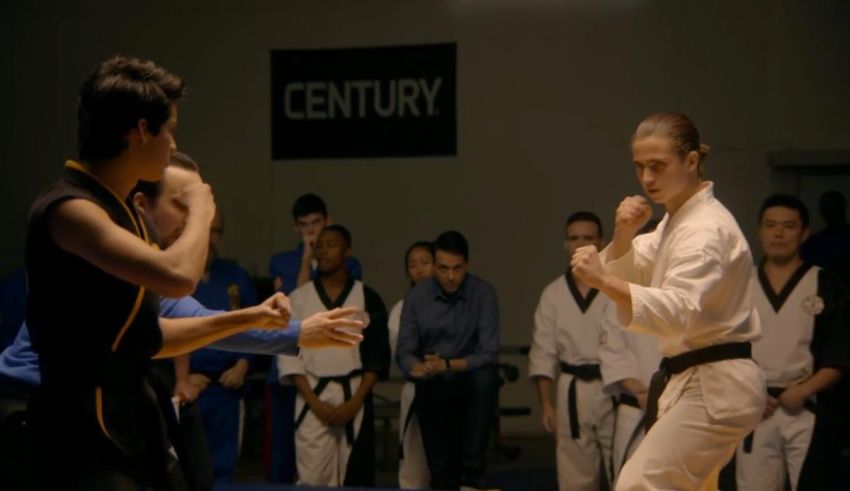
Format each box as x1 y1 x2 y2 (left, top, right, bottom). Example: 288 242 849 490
314 275 356 310
645 342 752 432
757 260 814 313
565 270 599 313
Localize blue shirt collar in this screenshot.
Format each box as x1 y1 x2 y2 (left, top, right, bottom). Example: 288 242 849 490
431 275 470 302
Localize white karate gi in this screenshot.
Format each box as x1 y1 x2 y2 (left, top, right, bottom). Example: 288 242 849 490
389 299 430 490
529 272 616 491
277 281 367 487
736 264 826 491
601 182 766 491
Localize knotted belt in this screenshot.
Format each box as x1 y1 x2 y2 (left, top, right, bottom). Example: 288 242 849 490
560 362 602 439
645 342 752 432
295 369 363 445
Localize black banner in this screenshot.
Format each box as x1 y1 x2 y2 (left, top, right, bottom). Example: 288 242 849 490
271 43 456 160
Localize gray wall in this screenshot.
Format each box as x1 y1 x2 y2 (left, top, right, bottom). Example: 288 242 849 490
2 0 848 434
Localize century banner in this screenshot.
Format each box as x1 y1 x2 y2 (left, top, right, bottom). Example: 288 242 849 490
271 43 456 160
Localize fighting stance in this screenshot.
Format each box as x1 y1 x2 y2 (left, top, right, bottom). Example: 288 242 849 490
388 240 435 490
598 221 662 481
23 56 362 490
571 112 766 490
529 211 615 491
278 225 390 487
736 195 849 490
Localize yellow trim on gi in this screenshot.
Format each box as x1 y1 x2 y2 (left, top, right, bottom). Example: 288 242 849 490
95 386 112 440
64 160 143 238
64 160 151 352
64 161 155 444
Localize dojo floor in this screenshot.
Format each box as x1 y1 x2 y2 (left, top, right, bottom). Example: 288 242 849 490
214 433 558 491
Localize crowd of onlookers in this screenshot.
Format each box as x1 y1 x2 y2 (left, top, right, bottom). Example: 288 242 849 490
2 184 848 490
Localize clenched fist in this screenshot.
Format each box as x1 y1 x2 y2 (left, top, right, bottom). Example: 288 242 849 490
571 245 606 289
616 195 652 236
250 292 292 329
180 181 216 223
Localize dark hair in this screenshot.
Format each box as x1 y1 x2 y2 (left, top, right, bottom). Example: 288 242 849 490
565 211 603 238
759 194 810 228
130 151 199 200
321 224 352 248
819 190 847 226
292 193 328 221
78 55 185 164
632 112 710 175
405 241 435 272
434 230 469 261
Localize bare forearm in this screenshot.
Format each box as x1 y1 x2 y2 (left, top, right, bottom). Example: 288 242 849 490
232 358 250 374
292 374 320 406
352 372 379 403
618 377 647 396
450 357 470 372
607 228 636 262
173 354 191 384
157 210 211 292
154 309 258 358
598 273 633 319
534 376 554 408
798 367 843 399
296 256 312 287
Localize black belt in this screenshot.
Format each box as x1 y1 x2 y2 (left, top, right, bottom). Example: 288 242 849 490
619 393 641 409
295 369 363 445
645 342 751 432
614 394 648 475
742 386 817 453
560 362 602 439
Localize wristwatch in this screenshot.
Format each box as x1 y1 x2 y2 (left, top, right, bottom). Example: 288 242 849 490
443 358 451 372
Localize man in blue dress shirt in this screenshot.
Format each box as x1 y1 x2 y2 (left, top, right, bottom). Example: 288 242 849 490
397 230 501 491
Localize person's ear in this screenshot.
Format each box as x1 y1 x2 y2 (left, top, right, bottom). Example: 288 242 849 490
132 192 148 211
686 150 699 173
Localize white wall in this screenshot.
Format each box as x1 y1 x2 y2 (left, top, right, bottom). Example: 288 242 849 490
1 0 848 434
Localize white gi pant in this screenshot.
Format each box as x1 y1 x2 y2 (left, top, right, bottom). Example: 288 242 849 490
616 372 761 491
612 403 645 483
294 373 364 486
735 407 815 491
398 381 430 490
556 373 615 491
